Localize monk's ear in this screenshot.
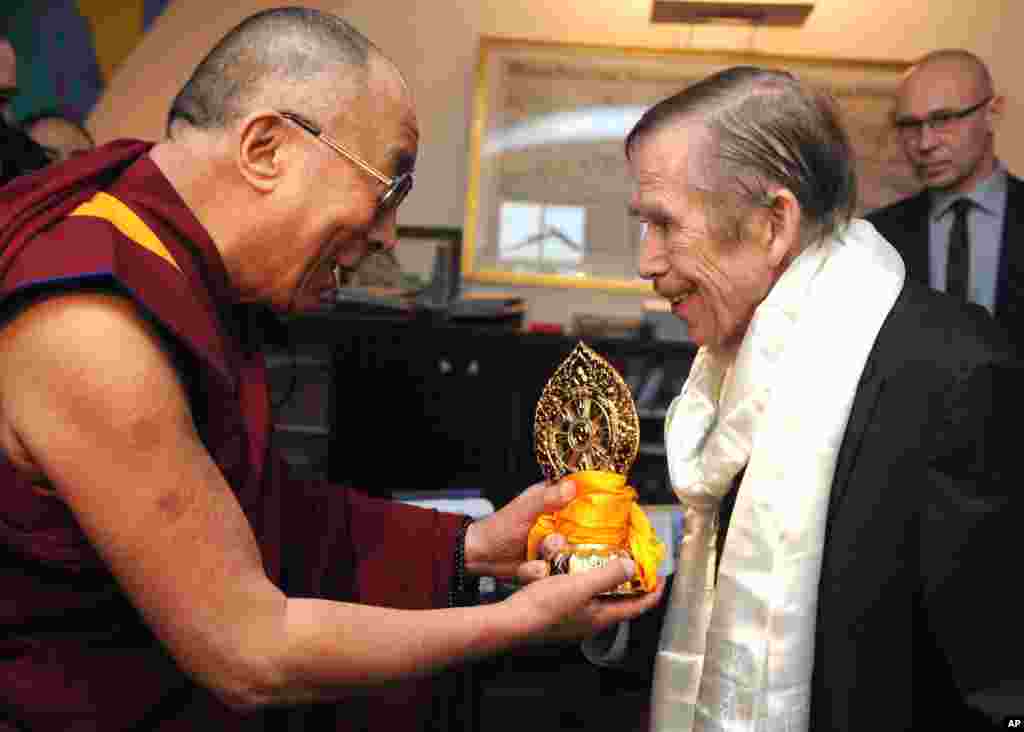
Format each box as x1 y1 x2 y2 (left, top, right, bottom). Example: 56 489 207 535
986 93 1005 129
235 113 287 193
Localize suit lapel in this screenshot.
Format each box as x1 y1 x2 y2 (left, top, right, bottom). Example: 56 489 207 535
903 192 933 283
827 349 885 525
996 176 1024 323
723 355 885 544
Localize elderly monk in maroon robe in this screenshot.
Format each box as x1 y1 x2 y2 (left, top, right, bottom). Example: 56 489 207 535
0 8 662 731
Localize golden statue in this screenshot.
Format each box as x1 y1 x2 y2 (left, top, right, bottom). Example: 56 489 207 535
529 342 663 594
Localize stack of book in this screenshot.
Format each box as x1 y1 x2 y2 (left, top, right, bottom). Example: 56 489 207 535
327 286 526 328
446 291 526 328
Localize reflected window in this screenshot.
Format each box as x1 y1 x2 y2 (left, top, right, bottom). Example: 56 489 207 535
498 201 585 274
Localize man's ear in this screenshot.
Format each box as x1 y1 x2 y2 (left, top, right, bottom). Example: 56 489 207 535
236 112 287 193
764 188 802 268
986 93 1005 128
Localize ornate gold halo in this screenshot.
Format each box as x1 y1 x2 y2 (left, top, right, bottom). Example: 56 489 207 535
534 341 640 481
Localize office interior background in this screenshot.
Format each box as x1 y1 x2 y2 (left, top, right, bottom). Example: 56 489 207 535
6 0 1020 329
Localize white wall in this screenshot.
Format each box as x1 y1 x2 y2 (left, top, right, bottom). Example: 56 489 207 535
89 0 1021 327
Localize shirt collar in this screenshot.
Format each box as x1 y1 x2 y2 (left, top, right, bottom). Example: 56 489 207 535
930 162 1007 220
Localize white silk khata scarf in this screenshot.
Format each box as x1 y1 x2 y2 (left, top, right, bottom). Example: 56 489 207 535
650 220 905 732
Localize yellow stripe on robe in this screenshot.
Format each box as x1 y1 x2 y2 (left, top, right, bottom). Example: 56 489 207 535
70 191 181 271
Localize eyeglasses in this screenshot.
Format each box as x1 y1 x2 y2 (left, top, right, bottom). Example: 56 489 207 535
0 87 17 121
278 110 413 217
893 96 992 138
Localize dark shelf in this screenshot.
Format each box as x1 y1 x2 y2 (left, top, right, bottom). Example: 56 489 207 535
262 311 691 730
265 312 696 507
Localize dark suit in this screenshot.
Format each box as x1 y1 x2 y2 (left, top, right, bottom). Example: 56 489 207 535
618 280 1023 730
867 176 1024 352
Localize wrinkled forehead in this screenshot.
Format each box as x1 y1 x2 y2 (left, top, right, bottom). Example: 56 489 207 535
352 55 419 167
629 121 714 191
369 56 417 137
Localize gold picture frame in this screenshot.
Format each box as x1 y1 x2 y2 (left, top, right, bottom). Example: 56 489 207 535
461 37 915 293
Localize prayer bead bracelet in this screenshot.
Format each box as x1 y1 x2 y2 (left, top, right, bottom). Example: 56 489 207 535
448 516 475 607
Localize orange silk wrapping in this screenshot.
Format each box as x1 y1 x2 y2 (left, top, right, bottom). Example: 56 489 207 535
527 470 665 591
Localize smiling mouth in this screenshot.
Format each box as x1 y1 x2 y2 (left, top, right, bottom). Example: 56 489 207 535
667 286 696 306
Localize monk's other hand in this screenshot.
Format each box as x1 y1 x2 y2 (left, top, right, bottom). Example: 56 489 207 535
463 478 574 580
502 558 665 643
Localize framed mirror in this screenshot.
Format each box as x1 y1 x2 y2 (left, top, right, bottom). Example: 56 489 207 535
461 37 914 292
394 225 462 305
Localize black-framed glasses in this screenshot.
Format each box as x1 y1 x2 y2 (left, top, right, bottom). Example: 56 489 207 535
894 96 993 137
278 110 413 216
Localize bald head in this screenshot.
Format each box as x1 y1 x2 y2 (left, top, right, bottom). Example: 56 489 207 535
909 49 987 94
894 48 1000 194
1 38 17 121
167 7 386 137
903 49 993 106
0 38 14 84
23 113 95 163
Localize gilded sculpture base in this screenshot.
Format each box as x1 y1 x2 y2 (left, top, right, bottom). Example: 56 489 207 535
550 543 643 596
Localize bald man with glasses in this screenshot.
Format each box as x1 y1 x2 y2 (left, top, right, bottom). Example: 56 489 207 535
868 49 1024 352
0 8 661 731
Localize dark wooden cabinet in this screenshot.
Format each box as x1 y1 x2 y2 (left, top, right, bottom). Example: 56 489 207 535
466 637 656 732
268 313 696 508
329 319 570 505
265 341 333 480
266 313 695 731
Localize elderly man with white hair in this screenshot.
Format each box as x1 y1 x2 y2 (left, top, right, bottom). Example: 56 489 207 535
588 65 1022 731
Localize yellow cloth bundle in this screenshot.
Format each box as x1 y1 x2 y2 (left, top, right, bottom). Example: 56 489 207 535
527 470 665 592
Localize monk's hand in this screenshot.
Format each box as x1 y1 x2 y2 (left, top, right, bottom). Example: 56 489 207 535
463 478 575 581
500 557 666 644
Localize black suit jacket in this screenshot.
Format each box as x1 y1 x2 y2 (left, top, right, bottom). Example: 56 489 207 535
867 176 1024 352
619 280 1022 730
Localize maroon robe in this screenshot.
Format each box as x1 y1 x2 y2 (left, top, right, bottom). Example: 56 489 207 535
0 142 466 731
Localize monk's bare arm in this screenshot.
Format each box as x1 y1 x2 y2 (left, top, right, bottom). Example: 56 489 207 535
0 292 504 706
0 293 657 709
